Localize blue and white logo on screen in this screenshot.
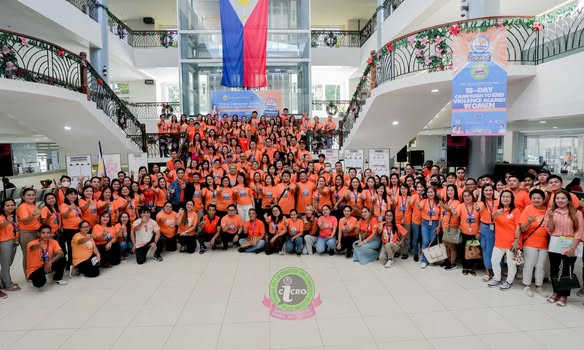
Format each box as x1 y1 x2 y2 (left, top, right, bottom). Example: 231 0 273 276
471 35 490 53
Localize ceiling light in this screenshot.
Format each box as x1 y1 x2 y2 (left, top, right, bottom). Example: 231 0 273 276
553 126 558 129
392 121 399 125
431 89 439 93
539 121 547 124
64 126 72 131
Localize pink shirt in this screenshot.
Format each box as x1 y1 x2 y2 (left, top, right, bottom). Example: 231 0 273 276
545 209 584 240
318 215 338 238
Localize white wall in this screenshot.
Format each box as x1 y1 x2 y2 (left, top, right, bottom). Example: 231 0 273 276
381 0 433 44
128 80 157 102
311 48 361 67
8 170 66 189
133 48 179 68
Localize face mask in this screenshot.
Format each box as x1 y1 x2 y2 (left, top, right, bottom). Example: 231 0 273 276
62 181 71 188
325 167 331 172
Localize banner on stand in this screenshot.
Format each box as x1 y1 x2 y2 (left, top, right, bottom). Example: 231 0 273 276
65 155 92 188
451 26 507 136
128 153 149 178
343 149 364 172
103 154 121 178
368 148 390 177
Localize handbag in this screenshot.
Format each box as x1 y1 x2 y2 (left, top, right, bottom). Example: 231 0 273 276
512 248 524 266
551 258 581 291
443 227 462 244
464 239 482 260
422 234 447 264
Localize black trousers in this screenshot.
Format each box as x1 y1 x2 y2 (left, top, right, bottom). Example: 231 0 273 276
97 242 121 266
218 232 239 249
28 257 66 288
160 235 177 252
177 235 197 253
61 228 77 268
339 236 358 254
75 255 100 278
135 238 165 264
197 232 215 246
549 252 578 297
265 234 286 255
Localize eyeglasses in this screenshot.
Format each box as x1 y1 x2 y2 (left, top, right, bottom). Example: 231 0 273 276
80 226 90 229
228 209 236 212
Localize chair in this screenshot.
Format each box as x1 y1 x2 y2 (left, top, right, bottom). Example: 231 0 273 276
4 188 15 199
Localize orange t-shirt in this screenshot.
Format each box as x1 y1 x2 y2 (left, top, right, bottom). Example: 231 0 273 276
511 190 531 212
287 218 304 236
0 214 17 242
394 196 413 225
201 188 218 209
40 207 61 236
79 199 99 227
358 217 379 238
331 186 349 207
26 239 61 277
296 182 315 213
347 190 362 217
178 211 198 236
260 185 276 209
275 184 295 215
156 210 178 238
421 199 441 222
547 191 580 209
234 185 253 206
411 194 422 224
519 205 548 250
317 215 337 238
339 216 358 237
221 214 243 234
441 200 461 230
216 188 234 212
91 224 117 245
244 219 266 238
154 188 168 208
313 187 332 213
361 189 376 211
380 223 408 244
455 203 480 235
477 199 498 224
268 217 288 235
16 203 41 231
494 208 521 249
71 232 95 267
59 204 82 230
191 185 205 211
201 215 220 234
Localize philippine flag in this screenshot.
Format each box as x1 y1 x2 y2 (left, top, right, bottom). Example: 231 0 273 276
220 0 269 88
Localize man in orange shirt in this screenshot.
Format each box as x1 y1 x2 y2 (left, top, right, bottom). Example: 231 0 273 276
506 175 531 211
197 205 220 253
546 175 581 209
280 108 291 124
26 225 66 288
166 151 185 171
296 171 315 214
275 171 296 215
213 204 243 250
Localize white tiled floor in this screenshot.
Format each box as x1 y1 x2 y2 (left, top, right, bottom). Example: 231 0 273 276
0 250 583 350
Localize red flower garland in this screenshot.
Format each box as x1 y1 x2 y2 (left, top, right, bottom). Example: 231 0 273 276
449 24 461 36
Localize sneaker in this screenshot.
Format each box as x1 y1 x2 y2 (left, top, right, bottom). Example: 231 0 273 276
462 269 469 275
440 260 449 267
153 255 164 262
393 252 400 258
0 290 7 299
488 279 501 288
524 286 534 297
385 260 394 268
296 252 301 256
577 288 584 297
445 264 458 271
55 280 68 286
200 245 208 254
535 286 545 296
420 262 428 269
469 270 477 276
238 247 246 253
401 254 408 260
329 249 335 256
413 254 419 262
499 281 513 291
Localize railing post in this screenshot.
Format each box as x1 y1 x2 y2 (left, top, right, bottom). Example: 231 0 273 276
140 124 147 152
369 50 377 89
338 120 344 148
79 51 90 101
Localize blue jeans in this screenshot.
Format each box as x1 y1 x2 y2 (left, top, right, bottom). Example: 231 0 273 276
316 237 337 254
480 223 495 269
352 237 381 265
238 239 266 253
286 236 304 254
421 219 438 264
119 241 133 256
411 223 421 255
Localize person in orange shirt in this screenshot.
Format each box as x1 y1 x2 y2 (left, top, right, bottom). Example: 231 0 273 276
546 175 581 209
59 188 83 269
331 175 349 219
506 175 530 211
335 206 359 258
26 225 66 288
79 186 99 227
274 171 296 215
214 204 243 250
116 212 133 258
197 204 221 253
284 209 304 255
295 171 315 215
452 190 481 275
216 176 235 218
316 205 338 255
40 193 61 238
379 209 409 268
71 221 101 277
238 208 266 253
0 199 20 294
313 177 332 215
92 212 121 267
474 184 498 282
352 207 381 265
177 201 198 253
347 178 363 218
265 205 288 255
233 173 254 221
156 202 178 252
518 189 547 297
157 114 170 157
16 188 42 274
440 184 460 270
488 190 521 290
417 186 442 268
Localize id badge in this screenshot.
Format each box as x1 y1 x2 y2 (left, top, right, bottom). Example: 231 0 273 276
468 227 473 233
91 256 99 266
489 224 494 230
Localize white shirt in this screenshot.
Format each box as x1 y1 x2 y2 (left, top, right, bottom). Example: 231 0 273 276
132 218 160 247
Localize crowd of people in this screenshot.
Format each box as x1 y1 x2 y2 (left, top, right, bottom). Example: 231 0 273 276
0 111 583 309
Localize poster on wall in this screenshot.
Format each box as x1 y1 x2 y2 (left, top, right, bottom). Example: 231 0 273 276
343 149 364 172
368 148 390 177
322 149 339 166
66 155 92 188
128 153 148 178
451 26 507 136
103 154 122 178
210 90 282 117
